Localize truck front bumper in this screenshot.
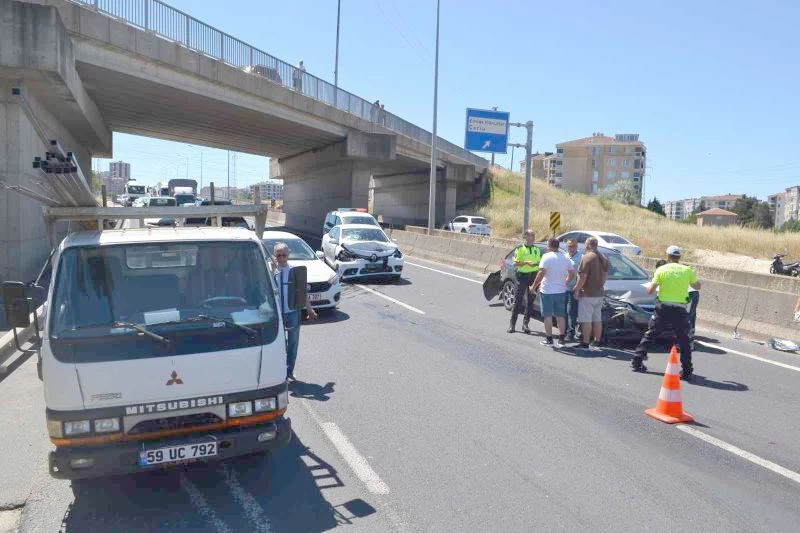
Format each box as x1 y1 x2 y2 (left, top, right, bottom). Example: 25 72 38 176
49 417 291 480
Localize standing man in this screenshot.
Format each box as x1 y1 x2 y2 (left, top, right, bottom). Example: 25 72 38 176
632 245 700 379
508 229 541 334
273 242 317 382
564 239 583 342
531 238 575 348
573 237 609 350
293 60 306 91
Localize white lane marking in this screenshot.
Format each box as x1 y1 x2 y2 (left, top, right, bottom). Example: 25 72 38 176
221 464 274 533
353 284 425 315
320 421 391 495
696 340 800 373
677 425 800 485
405 261 483 284
180 472 235 533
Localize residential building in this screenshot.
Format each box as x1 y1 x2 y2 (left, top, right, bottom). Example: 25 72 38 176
524 133 646 201
769 185 800 227
696 208 738 227
98 169 125 195
664 194 744 221
702 194 744 211
109 160 131 180
251 180 284 201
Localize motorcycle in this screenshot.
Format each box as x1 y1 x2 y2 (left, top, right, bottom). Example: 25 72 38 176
770 253 800 276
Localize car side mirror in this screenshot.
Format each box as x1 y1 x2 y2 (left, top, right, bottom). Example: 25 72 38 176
315 251 325 260
1 281 32 329
329 239 339 245
287 266 308 311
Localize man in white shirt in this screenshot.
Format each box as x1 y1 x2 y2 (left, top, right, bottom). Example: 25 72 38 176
273 242 316 381
531 239 575 348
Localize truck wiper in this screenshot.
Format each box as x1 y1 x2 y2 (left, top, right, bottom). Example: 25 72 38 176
112 321 170 345
191 314 259 338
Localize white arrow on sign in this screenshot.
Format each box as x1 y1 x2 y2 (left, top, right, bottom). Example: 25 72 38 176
482 140 491 150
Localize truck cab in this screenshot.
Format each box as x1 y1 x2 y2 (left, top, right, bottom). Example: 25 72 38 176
124 181 146 207
1 204 301 481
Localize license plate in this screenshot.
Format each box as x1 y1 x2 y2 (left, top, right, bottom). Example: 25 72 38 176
308 293 321 301
139 440 218 466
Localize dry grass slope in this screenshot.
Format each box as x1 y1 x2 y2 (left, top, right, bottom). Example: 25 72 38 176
480 169 800 262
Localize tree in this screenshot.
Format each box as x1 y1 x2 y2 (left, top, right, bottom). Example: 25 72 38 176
781 219 800 232
731 196 772 229
646 197 666 216
600 180 640 206
753 202 773 229
89 170 101 192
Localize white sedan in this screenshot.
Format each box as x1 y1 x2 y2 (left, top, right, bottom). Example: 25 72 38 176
444 215 491 236
320 224 404 282
262 231 341 310
557 230 641 255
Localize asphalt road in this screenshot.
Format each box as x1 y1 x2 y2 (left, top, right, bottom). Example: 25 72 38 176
1 248 799 531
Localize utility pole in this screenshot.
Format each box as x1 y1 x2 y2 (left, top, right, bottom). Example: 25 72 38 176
227 150 230 200
427 0 441 234
200 152 203 193
490 106 497 168
334 0 341 107
510 145 516 172
508 120 534 230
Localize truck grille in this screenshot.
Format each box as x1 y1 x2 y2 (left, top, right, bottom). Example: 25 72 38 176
128 413 222 434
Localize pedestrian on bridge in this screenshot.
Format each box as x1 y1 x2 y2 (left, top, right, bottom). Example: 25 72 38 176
273 242 317 382
531 238 575 348
293 60 306 92
507 229 541 334
633 245 700 379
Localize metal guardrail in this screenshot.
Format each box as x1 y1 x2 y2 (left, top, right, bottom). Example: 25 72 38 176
68 0 487 167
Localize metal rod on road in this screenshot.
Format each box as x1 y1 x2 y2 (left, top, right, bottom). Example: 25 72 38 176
427 0 441 234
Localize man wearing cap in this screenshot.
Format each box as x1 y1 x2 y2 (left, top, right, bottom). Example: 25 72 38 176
632 245 701 380
508 229 541 333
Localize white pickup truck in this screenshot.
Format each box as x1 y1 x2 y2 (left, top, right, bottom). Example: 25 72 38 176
1 204 305 482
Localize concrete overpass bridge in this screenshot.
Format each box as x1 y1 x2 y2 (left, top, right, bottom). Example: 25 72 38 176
0 0 488 280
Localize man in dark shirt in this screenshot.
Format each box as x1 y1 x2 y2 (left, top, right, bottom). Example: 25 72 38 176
572 237 609 350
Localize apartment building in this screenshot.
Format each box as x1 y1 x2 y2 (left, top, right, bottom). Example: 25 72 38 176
664 194 744 221
768 186 800 227
251 180 284 201
109 160 131 180
524 133 647 200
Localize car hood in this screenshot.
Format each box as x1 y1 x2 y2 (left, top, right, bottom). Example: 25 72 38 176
342 240 397 256
604 279 655 308
288 258 336 283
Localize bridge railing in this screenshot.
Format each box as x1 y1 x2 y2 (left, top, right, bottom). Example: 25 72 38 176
69 0 487 167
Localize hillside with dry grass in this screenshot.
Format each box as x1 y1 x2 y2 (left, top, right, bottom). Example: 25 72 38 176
478 169 800 264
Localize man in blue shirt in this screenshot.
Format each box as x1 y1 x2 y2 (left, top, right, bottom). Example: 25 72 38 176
564 239 583 342
273 242 317 381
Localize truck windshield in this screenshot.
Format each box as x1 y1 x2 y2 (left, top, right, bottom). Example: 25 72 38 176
49 241 278 363
127 185 146 194
175 194 196 205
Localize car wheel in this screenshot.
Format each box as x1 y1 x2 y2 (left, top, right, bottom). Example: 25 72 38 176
460 228 467 233
501 280 516 311
391 274 402 283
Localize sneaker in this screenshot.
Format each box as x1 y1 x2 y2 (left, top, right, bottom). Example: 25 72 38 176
578 343 591 350
632 364 648 373
522 323 532 334
590 341 602 351
680 369 694 382
507 324 515 334
540 337 553 346
553 339 562 349
565 334 576 343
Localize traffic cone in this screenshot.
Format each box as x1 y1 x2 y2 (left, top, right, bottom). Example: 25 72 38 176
645 346 694 424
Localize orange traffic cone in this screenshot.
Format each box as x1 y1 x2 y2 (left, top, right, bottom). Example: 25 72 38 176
645 346 694 424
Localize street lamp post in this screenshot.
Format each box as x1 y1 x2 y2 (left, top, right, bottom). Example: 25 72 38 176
490 106 498 168
509 120 534 230
334 0 341 107
427 0 441 234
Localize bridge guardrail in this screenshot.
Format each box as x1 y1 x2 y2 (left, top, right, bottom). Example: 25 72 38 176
69 0 487 167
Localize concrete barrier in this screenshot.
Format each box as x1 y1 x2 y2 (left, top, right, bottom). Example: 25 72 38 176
388 228 800 343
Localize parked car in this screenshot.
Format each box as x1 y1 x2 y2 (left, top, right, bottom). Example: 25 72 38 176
183 200 251 229
262 231 341 311
443 215 491 236
556 230 641 256
322 209 380 235
493 244 654 313
320 224 403 282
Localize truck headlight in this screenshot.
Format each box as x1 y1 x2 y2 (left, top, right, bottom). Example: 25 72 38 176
47 420 64 438
228 401 253 418
64 420 91 436
254 397 277 413
93 417 121 433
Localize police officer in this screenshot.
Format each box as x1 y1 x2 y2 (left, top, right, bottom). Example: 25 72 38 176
632 245 701 380
508 229 541 334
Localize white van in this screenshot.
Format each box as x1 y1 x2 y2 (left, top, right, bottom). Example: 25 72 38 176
1 205 303 481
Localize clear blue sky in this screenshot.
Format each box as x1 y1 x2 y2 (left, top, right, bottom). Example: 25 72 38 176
94 0 800 203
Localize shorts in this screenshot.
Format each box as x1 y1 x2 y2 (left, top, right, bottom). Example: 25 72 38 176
578 296 604 323
540 292 567 317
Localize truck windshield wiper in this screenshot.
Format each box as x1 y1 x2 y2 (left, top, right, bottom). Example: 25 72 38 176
189 314 259 338
112 321 170 345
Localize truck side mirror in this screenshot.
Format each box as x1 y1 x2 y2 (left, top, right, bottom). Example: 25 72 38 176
1 281 32 328
287 266 308 311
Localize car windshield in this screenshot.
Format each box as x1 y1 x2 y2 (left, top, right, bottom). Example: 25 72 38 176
600 234 631 245
148 197 176 206
174 194 195 205
342 216 378 226
342 228 389 243
471 217 488 225
48 241 278 363
127 185 145 194
263 238 317 260
604 252 648 280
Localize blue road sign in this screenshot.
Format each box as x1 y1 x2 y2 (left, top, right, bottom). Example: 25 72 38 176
464 108 510 153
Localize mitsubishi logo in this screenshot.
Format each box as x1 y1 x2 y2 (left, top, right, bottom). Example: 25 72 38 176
370 254 378 262
166 370 183 386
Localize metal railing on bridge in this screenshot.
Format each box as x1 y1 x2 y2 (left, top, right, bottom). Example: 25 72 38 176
68 0 487 167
